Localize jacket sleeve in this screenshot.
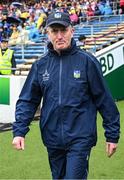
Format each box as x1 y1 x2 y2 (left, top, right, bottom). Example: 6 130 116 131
87 55 120 143
13 61 42 137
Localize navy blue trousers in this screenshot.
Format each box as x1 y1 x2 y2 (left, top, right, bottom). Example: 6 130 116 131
47 145 91 180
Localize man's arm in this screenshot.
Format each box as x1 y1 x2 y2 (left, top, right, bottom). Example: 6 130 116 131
87 55 120 156
12 62 42 140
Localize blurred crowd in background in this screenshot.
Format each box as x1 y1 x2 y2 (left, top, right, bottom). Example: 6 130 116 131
0 0 122 45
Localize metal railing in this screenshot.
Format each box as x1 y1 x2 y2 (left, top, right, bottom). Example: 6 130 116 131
74 21 124 53
8 34 47 64
79 14 124 25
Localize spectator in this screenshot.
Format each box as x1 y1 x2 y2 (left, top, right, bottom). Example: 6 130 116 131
28 24 40 43
120 0 124 14
69 7 79 25
8 24 20 45
2 20 10 39
36 12 47 30
94 4 101 16
98 1 105 15
103 2 113 15
86 4 94 20
0 38 16 75
0 26 4 42
77 34 86 50
17 23 31 45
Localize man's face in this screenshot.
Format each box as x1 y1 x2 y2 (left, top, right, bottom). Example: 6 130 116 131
47 24 74 53
1 41 8 49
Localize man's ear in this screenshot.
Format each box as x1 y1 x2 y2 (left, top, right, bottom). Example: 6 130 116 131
71 27 74 37
46 31 50 42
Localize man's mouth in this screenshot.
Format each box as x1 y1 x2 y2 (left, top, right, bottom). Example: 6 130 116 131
57 42 65 45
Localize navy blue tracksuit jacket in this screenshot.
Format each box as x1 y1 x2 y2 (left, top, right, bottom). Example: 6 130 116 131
13 39 120 150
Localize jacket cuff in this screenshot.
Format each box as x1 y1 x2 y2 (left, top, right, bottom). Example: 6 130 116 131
106 138 119 143
13 132 26 138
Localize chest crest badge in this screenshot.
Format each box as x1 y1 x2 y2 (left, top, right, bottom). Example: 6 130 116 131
74 70 81 79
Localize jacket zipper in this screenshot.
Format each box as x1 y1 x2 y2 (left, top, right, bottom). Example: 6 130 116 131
59 59 62 105
59 58 65 145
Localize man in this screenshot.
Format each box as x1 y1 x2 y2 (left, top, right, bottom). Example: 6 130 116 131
12 11 120 179
77 34 86 50
0 39 16 75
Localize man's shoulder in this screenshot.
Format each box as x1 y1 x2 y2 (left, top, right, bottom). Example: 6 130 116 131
35 51 49 65
77 48 93 59
39 51 49 60
77 48 100 65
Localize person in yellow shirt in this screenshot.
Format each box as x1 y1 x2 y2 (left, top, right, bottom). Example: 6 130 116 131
0 39 16 75
20 10 30 19
37 13 47 30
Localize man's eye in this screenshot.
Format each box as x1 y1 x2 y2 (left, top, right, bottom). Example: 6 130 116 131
61 29 66 32
53 30 58 33
51 29 67 33
51 29 58 32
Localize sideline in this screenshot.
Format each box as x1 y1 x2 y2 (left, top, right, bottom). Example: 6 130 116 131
0 123 12 132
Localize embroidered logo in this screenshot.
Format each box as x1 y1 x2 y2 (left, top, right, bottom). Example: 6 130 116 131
42 70 49 81
54 12 62 19
74 70 81 79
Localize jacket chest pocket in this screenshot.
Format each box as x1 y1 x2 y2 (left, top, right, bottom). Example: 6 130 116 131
64 76 89 103
69 78 88 95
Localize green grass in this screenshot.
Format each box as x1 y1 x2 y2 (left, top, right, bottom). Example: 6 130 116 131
0 100 124 179
89 100 124 179
0 123 51 179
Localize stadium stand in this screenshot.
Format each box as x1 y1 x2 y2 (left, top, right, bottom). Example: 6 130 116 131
7 14 124 75
9 41 47 75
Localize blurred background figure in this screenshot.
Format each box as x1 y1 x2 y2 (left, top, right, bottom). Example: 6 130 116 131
120 0 124 14
0 38 16 75
77 34 86 50
8 24 20 45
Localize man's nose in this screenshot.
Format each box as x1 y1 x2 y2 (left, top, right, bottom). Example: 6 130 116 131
56 31 63 38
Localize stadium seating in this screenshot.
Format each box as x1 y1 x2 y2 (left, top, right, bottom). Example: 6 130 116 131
9 14 124 75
